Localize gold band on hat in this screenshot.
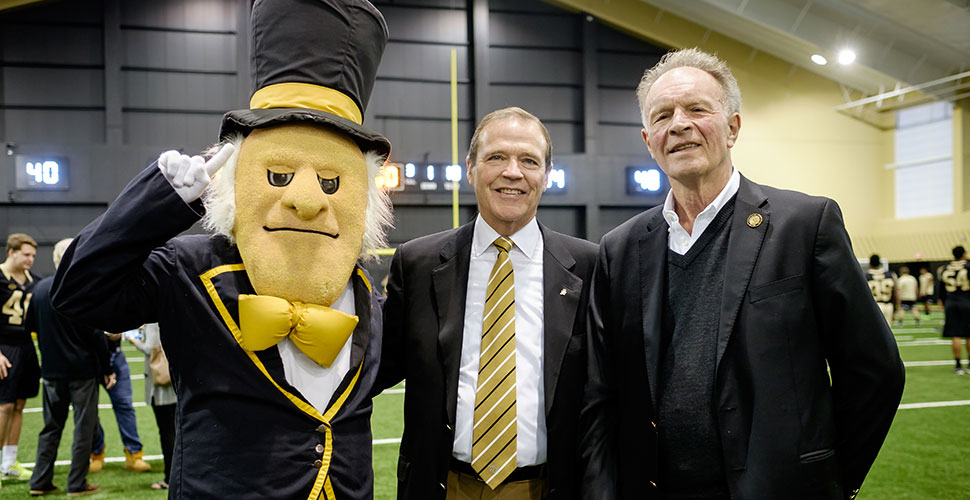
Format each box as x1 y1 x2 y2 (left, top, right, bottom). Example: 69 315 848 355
250 82 363 124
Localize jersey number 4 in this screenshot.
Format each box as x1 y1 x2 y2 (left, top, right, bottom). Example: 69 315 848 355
2 290 31 325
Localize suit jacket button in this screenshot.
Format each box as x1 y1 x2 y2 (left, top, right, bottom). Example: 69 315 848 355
651 421 657 428
440 482 446 490
313 460 323 469
315 444 325 453
446 424 453 431
316 424 327 433
650 480 658 488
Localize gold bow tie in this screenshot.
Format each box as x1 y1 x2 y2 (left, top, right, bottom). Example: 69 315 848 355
237 294 358 367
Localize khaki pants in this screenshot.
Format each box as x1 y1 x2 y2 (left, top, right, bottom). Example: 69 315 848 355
445 470 547 500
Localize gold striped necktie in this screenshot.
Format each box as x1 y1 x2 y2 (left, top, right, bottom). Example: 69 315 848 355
472 236 518 489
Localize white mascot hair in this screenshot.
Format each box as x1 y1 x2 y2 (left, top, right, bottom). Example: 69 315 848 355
200 133 394 261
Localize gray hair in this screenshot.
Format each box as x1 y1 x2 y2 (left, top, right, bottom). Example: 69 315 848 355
201 133 393 261
52 238 73 269
467 106 553 169
636 47 742 123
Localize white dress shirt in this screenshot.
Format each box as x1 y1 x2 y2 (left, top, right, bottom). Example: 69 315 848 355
662 168 740 255
453 215 546 466
277 281 355 413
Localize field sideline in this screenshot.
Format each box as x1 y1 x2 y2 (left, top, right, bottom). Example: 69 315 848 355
3 311 967 499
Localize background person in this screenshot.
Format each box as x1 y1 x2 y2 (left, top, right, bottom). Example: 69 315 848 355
0 233 41 481
376 107 597 500
918 267 935 315
937 245 970 375
88 331 151 473
865 254 897 327
27 237 115 497
895 266 920 326
129 323 176 490
580 48 905 500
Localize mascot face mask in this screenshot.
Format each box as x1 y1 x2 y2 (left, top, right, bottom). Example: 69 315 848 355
233 123 367 306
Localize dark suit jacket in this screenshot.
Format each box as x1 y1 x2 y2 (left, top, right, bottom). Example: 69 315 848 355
376 220 597 500
52 164 382 500
25 277 111 381
581 175 905 500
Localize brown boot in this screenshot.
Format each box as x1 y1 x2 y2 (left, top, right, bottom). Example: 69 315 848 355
124 448 152 472
88 451 105 473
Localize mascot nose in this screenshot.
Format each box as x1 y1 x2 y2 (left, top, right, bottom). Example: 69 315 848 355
280 170 331 220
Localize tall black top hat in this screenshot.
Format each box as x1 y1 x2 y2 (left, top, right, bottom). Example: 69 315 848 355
220 0 391 157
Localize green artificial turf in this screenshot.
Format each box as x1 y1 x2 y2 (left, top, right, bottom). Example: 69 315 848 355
6 311 968 499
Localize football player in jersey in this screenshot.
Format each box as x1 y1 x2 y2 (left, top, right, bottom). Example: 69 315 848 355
895 266 920 327
937 245 970 375
918 267 935 315
866 254 897 327
0 233 41 480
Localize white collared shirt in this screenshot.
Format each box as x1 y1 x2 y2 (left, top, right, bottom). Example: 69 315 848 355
662 168 740 255
277 281 355 413
453 215 546 466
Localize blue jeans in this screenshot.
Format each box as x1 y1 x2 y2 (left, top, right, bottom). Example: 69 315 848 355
93 351 142 454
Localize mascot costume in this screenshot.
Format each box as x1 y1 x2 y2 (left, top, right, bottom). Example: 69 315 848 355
50 0 392 498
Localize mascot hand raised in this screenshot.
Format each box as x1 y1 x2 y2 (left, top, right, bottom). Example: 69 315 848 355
158 143 235 203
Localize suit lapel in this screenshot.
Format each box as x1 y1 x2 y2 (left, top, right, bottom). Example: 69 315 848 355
539 225 582 416
200 263 307 405
716 176 769 369
638 210 667 409
432 223 475 427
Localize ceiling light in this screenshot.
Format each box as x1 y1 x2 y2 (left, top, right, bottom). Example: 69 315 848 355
811 54 827 65
837 49 856 65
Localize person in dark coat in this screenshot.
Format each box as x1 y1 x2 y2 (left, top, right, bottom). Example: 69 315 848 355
580 48 905 500
376 107 597 500
27 238 115 497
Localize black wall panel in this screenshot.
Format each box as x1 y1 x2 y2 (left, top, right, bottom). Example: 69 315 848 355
122 31 237 72
4 68 104 107
4 109 105 144
379 43 470 82
122 72 239 112
124 112 224 151
1 0 669 244
120 0 239 31
380 5 467 44
1 24 102 64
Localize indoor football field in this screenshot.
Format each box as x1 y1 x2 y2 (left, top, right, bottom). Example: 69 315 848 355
4 310 967 499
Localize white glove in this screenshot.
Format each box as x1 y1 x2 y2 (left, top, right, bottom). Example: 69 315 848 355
157 143 235 203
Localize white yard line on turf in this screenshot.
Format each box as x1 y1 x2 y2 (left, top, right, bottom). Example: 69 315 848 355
24 402 148 414
22 454 164 468
904 360 962 367
897 339 954 346
898 400 970 410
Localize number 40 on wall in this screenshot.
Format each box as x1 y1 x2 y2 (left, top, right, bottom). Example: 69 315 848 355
14 155 70 191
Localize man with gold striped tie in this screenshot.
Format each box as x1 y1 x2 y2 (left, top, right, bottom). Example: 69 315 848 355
376 107 598 500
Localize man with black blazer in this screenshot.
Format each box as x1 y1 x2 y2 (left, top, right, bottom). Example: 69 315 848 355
377 107 597 499
581 48 905 500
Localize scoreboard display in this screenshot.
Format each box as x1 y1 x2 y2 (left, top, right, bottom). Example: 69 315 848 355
390 162 567 194
626 166 666 196
15 155 69 191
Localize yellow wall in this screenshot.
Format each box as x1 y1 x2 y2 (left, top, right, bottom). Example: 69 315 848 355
853 100 970 261
546 0 969 261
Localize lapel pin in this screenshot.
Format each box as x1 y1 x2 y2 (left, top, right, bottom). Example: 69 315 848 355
560 288 567 296
746 213 763 228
